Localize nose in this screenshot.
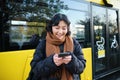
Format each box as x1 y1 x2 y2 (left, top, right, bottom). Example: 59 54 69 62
58 29 63 34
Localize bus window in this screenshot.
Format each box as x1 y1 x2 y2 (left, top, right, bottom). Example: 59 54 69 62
0 0 66 51
60 0 91 48
9 20 45 50
92 5 107 74
108 9 120 68
0 0 91 51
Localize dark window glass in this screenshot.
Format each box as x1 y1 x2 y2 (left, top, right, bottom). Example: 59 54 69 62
92 5 107 74
60 0 91 48
108 9 120 68
0 0 90 51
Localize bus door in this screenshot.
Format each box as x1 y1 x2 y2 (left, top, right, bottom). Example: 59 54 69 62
91 4 120 80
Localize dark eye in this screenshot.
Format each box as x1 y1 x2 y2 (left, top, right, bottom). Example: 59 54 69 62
62 27 67 30
56 28 59 29
55 26 59 29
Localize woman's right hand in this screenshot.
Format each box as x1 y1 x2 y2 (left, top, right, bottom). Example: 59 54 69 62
53 54 63 66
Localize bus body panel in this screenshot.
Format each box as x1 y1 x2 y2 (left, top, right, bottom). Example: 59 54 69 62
0 50 34 80
81 48 92 80
0 48 92 80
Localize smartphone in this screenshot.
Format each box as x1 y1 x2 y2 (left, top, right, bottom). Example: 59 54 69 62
58 52 70 57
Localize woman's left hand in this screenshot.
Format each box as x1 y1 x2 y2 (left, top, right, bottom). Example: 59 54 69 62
62 55 72 64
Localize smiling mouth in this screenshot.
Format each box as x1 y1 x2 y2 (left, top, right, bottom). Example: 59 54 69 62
57 35 63 37
56 35 63 39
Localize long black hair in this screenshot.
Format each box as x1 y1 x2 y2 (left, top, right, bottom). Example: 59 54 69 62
46 13 71 35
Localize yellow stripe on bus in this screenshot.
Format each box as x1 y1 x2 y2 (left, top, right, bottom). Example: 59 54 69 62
0 48 92 80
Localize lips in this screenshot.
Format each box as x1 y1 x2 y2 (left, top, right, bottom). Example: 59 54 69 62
56 35 63 39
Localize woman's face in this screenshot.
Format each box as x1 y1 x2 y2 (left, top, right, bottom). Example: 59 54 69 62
52 20 68 40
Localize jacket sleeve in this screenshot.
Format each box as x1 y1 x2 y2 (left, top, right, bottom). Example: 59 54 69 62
28 40 58 80
65 39 86 74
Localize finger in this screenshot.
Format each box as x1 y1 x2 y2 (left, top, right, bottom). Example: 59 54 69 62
55 60 63 66
54 54 58 57
63 57 71 64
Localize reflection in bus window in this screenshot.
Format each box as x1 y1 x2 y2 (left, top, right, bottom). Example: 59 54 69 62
0 0 91 51
60 0 91 48
92 5 107 74
73 25 85 40
9 20 46 50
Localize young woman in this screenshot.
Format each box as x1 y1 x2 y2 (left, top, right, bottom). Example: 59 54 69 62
27 13 86 80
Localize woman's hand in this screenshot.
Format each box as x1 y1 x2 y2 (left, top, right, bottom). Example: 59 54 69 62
62 55 72 64
53 54 63 66
53 54 72 66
